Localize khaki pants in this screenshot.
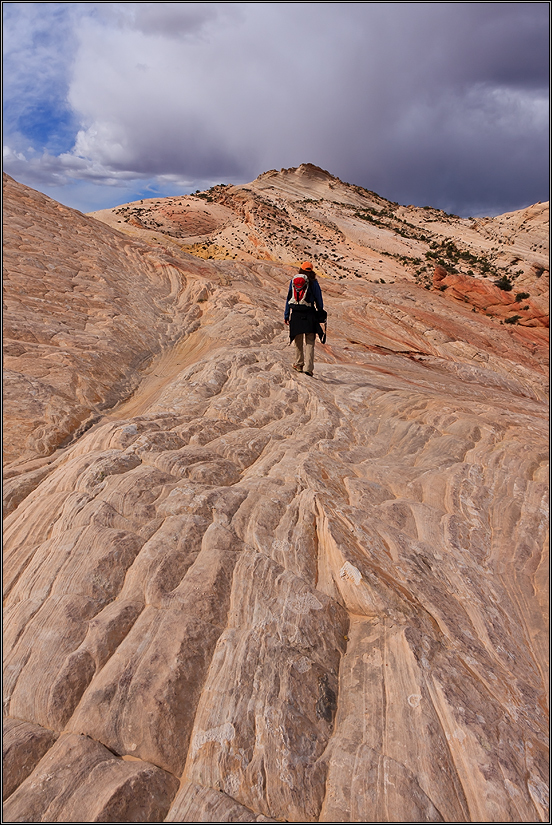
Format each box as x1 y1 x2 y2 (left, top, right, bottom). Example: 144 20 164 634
293 333 316 373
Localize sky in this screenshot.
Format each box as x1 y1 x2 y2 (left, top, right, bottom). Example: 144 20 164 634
3 2 550 216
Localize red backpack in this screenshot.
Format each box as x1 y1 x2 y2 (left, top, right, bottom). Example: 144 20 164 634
289 275 311 305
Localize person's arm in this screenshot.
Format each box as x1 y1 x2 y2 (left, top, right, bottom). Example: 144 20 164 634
313 280 323 311
284 283 292 322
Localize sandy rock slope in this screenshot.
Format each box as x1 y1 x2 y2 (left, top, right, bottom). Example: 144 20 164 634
3 171 549 822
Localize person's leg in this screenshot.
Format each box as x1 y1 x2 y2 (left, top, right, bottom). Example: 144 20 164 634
293 335 304 370
304 333 316 374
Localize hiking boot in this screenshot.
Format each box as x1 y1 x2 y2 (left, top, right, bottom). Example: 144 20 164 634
304 371 313 376
292 364 303 372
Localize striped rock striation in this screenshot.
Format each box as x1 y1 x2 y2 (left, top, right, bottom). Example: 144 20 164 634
2 171 549 822
91 163 549 327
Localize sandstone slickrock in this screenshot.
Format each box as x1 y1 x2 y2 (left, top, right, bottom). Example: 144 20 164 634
2 718 58 801
2 733 179 822
3 171 549 822
91 163 549 309
3 173 210 466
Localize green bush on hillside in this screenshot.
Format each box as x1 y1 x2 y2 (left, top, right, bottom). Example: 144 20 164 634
494 275 513 291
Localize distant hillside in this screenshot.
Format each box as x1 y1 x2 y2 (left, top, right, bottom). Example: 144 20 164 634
90 163 549 326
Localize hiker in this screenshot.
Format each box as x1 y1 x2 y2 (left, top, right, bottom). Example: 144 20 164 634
284 262 326 376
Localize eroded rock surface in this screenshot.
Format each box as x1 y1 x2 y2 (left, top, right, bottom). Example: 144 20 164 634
3 172 549 822
91 163 549 295
3 173 211 466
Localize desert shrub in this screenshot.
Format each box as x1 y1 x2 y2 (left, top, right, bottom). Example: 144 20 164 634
458 249 478 263
504 315 521 324
494 275 513 291
515 292 530 302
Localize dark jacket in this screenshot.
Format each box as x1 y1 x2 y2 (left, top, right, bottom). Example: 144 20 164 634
285 278 324 342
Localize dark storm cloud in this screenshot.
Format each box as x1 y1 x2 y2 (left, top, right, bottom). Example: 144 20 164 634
118 2 233 38
290 2 549 214
3 2 549 215
394 2 548 89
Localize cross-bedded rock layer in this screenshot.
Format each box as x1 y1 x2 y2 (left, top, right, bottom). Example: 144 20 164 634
3 172 549 822
91 164 549 312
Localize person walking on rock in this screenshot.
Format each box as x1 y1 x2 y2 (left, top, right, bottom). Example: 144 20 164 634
284 262 325 376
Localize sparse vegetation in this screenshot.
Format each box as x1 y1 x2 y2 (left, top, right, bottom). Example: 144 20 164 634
424 238 484 278
494 275 513 291
504 315 521 324
514 292 530 302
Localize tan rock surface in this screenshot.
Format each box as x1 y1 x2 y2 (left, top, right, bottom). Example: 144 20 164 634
2 732 179 822
2 718 58 801
90 163 549 292
3 171 549 822
2 173 213 467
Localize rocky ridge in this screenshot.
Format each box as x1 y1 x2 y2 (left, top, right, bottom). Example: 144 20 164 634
91 163 549 328
3 169 549 822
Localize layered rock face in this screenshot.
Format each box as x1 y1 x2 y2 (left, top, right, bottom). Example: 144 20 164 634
91 163 549 326
3 172 549 822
